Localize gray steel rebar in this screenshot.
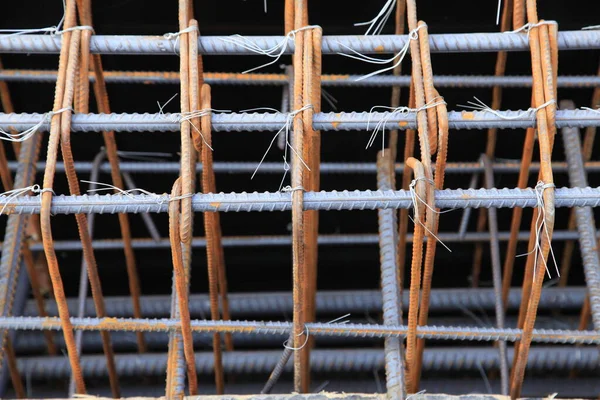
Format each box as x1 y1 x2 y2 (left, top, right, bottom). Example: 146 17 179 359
561 104 600 329
2 109 600 133
2 69 600 88
8 160 600 175
258 78 290 394
0 131 42 391
14 347 600 381
1 186 600 215
22 287 587 320
0 31 598 55
480 154 508 395
376 153 405 400
0 316 598 344
3 229 598 253
13 315 586 354
260 337 293 394
0 259 29 397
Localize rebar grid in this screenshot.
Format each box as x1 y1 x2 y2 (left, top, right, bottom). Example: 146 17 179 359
0 1 599 399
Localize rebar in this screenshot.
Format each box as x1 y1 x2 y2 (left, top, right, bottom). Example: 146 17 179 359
14 347 600 380
480 154 509 395
0 2 598 397
0 131 42 389
376 152 406 399
2 186 600 215
22 287 588 319
3 108 600 133
13 315 588 354
0 30 599 55
3 229 598 253
3 69 600 88
561 105 600 329
7 160 600 175
0 316 598 344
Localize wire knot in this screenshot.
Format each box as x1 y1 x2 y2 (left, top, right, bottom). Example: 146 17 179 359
220 25 321 74
283 326 310 350
366 96 445 153
280 185 304 193
0 107 72 143
506 20 558 39
0 184 54 215
163 25 199 41
338 24 426 82
252 105 313 191
516 180 559 280
459 97 555 121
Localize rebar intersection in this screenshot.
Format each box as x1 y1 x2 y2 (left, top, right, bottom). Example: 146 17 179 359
0 1 599 399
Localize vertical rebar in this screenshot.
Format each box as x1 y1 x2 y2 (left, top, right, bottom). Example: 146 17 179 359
76 0 146 353
559 63 600 285
68 149 105 397
292 1 308 390
510 5 558 396
377 151 406 400
471 0 514 289
0 133 42 394
561 100 600 329
480 154 509 395
168 178 198 395
2 265 29 397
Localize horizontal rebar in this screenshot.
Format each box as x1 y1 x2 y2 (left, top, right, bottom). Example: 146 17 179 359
1 186 599 215
23 287 585 319
0 31 598 55
2 109 600 132
15 347 599 380
2 69 600 88
8 229 598 252
8 160 600 175
15 314 585 354
1 316 598 344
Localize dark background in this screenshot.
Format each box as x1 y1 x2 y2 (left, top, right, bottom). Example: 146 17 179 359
0 0 600 395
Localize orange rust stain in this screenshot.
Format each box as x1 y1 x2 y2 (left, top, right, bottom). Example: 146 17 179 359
461 193 472 199
462 112 475 120
374 45 385 53
143 80 155 85
331 113 342 129
41 319 59 329
323 74 351 81
398 121 409 127
210 202 221 208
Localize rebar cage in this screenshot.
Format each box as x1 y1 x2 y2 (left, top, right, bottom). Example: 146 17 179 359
0 0 599 399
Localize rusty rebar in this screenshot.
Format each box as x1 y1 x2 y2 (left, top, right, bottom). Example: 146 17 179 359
291 4 308 391
38 0 86 392
76 0 146 353
199 84 226 393
168 178 198 395
510 3 559 396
